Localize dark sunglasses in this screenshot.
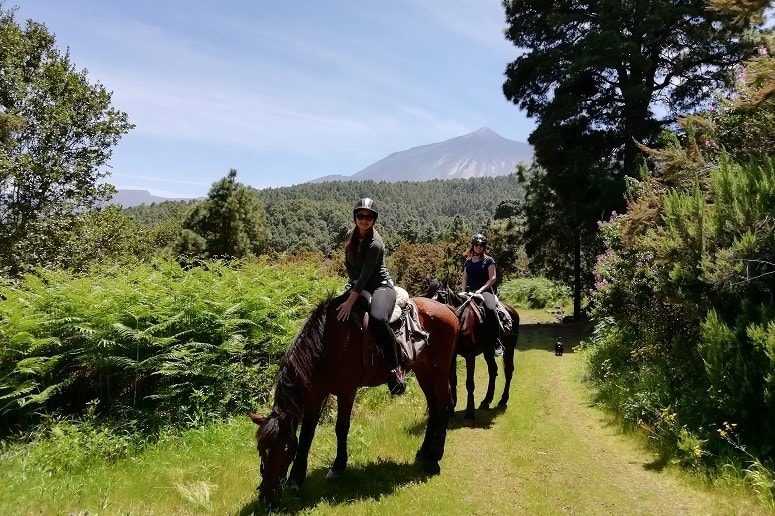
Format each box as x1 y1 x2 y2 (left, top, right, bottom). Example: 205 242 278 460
355 212 374 221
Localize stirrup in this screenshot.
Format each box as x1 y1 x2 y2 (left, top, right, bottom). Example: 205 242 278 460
387 367 406 395
493 339 504 357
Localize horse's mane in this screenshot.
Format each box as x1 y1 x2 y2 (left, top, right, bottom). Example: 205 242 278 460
272 292 346 421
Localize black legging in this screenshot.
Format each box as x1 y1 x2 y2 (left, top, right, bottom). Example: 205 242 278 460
481 291 500 344
368 286 399 369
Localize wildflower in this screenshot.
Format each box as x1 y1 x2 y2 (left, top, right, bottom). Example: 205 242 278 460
758 46 768 56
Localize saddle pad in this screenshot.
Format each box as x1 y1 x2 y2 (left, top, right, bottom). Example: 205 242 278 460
496 302 513 334
389 285 410 323
392 300 429 366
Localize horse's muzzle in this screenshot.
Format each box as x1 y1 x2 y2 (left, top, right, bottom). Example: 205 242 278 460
258 480 283 506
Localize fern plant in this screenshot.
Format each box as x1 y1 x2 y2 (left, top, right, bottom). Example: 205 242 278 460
0 257 340 434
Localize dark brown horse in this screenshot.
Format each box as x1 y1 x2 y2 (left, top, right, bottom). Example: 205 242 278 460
248 292 459 505
423 279 520 425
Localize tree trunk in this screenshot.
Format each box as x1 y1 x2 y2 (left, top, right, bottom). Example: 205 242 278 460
573 227 582 319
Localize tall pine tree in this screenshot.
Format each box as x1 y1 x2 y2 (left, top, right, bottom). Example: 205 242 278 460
176 170 269 260
502 0 755 316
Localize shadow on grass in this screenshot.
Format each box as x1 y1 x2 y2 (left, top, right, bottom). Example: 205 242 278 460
643 454 671 472
448 405 507 430
401 403 508 436
238 458 433 515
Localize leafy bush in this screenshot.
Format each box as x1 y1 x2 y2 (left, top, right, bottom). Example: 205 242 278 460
499 277 571 309
0 258 341 434
585 43 775 486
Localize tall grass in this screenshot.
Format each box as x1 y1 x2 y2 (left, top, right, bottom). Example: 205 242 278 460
0 257 341 435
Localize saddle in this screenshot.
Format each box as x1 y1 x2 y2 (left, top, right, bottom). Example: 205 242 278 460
458 293 513 335
358 286 430 367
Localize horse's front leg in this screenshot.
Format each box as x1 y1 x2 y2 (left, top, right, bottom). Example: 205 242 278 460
287 398 325 490
479 350 498 410
327 388 356 480
463 355 476 425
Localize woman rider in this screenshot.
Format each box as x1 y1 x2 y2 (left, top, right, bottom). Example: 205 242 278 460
462 233 502 356
336 198 405 395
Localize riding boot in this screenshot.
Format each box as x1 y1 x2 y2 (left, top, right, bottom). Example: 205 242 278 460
486 309 503 356
372 321 405 395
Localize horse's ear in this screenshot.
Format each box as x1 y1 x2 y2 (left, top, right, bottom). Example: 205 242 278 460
248 411 268 426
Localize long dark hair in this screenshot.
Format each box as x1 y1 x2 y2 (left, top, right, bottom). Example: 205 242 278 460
344 226 374 255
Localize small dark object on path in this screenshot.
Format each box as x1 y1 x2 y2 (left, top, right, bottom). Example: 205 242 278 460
555 337 564 356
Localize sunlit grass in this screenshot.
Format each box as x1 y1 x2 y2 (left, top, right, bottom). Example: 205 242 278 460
0 321 768 515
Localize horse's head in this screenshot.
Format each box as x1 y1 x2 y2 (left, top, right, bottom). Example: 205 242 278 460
424 277 467 308
249 411 298 505
423 277 456 305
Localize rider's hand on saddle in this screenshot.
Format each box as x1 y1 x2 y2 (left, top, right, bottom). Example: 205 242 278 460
336 291 359 321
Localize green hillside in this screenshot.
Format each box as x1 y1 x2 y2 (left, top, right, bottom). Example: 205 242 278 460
124 174 525 254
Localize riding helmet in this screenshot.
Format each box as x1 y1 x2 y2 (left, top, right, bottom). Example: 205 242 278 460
471 233 487 245
353 198 378 221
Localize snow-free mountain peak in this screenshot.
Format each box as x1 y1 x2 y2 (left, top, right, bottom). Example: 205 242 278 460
340 127 532 182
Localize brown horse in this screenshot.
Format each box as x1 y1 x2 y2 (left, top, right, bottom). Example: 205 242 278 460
423 279 520 425
248 292 459 505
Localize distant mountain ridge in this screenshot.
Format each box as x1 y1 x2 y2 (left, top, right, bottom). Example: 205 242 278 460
109 190 188 208
311 127 532 183
113 128 532 206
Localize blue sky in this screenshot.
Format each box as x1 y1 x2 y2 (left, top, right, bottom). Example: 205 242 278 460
15 1 533 198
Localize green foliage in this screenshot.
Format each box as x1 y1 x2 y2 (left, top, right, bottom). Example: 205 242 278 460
499 277 571 310
175 170 270 260
0 6 133 275
516 165 602 315
503 0 751 174
128 174 528 279
124 200 194 253
256 174 523 254
481 214 528 280
583 12 775 476
388 240 467 294
502 0 755 318
0 258 341 434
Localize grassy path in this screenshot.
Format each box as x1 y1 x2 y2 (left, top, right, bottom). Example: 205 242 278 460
0 317 765 514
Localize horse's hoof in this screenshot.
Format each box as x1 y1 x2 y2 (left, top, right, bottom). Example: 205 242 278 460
415 449 428 461
420 459 441 475
286 481 301 494
463 417 475 427
498 400 508 408
326 468 344 480
478 402 490 410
